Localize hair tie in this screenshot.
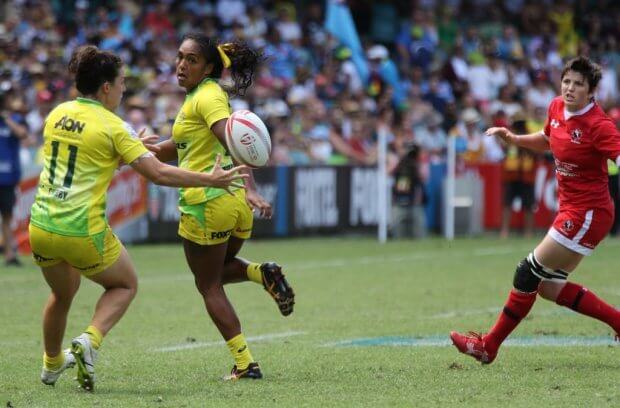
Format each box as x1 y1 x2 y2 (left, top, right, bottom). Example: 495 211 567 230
217 45 231 68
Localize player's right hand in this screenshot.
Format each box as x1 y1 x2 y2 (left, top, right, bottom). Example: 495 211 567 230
208 154 249 193
138 128 161 153
485 127 517 145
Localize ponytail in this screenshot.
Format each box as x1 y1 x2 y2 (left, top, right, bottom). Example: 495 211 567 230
68 45 123 95
182 33 263 96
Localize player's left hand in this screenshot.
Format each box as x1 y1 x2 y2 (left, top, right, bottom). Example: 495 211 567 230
138 128 161 153
246 189 273 219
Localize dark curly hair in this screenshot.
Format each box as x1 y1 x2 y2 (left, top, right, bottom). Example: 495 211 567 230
561 56 602 91
68 45 123 95
182 32 263 96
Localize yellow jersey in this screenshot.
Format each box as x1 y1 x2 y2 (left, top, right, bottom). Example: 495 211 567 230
30 97 149 236
172 78 235 206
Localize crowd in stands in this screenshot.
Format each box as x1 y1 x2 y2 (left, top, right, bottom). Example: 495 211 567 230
1 0 619 177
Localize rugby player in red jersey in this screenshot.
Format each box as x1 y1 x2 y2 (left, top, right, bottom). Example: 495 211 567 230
450 56 620 364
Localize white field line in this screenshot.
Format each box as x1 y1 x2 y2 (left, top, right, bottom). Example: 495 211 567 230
323 336 618 348
140 245 532 283
427 307 571 319
152 330 306 352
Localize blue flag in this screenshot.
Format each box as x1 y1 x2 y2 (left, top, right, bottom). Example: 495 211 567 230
324 0 369 83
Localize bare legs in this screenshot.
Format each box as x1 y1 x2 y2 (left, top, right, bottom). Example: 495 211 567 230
183 238 244 340
41 246 138 357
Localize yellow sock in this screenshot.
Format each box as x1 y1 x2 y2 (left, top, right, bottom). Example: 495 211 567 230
43 352 65 371
226 333 254 370
85 325 103 350
247 263 263 285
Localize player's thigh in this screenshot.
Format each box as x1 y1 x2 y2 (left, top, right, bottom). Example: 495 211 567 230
226 236 245 262
41 261 81 300
183 239 228 289
534 234 583 272
86 245 137 291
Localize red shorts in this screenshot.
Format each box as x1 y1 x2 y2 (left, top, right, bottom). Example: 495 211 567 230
548 207 613 256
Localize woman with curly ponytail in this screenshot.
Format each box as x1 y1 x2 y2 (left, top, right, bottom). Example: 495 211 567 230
150 32 295 380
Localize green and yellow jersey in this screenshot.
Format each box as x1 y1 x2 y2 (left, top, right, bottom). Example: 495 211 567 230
30 97 149 236
172 78 235 206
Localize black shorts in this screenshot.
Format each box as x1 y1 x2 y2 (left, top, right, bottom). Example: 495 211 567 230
0 185 17 216
504 181 535 210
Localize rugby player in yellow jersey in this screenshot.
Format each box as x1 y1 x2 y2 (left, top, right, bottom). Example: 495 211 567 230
151 33 295 380
31 45 248 391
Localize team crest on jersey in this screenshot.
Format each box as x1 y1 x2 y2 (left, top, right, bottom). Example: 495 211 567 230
570 128 582 144
550 119 560 128
562 219 574 233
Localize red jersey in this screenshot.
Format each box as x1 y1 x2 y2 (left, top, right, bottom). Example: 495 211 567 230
543 96 620 211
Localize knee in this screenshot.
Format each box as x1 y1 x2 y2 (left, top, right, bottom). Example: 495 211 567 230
513 253 568 294
194 278 222 298
115 274 138 300
512 256 541 293
50 291 75 309
537 279 565 302
537 281 554 300
128 280 138 300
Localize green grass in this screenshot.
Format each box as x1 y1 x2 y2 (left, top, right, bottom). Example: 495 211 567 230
1 236 619 407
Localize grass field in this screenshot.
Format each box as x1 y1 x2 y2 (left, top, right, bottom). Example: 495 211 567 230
1 236 619 407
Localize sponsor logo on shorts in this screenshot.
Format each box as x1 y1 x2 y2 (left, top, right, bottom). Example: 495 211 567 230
562 219 574 233
236 227 252 233
210 229 233 240
550 119 560 128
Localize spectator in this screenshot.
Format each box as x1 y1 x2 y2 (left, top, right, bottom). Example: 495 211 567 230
0 91 29 266
415 111 447 163
500 115 538 238
525 70 556 114
391 144 427 239
453 108 485 164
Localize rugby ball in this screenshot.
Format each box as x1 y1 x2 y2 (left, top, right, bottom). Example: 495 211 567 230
225 110 272 167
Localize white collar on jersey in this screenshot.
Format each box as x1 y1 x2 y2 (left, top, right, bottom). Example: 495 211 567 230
564 101 594 120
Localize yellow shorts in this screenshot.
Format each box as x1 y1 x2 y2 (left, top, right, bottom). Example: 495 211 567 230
178 189 253 246
29 223 122 276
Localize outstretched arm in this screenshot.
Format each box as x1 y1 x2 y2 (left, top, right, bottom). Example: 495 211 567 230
130 153 248 191
152 138 178 163
486 127 550 153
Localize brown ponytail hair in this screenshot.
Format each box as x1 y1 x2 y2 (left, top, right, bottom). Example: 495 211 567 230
68 45 123 95
182 32 263 96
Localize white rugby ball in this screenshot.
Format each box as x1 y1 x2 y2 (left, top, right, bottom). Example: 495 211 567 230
225 110 272 167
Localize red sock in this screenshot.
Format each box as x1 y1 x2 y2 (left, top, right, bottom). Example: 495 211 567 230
484 289 537 352
556 282 620 334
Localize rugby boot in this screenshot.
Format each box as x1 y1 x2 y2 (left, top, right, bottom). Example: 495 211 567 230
261 262 295 316
41 349 76 385
450 331 497 364
223 362 263 381
71 333 98 391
